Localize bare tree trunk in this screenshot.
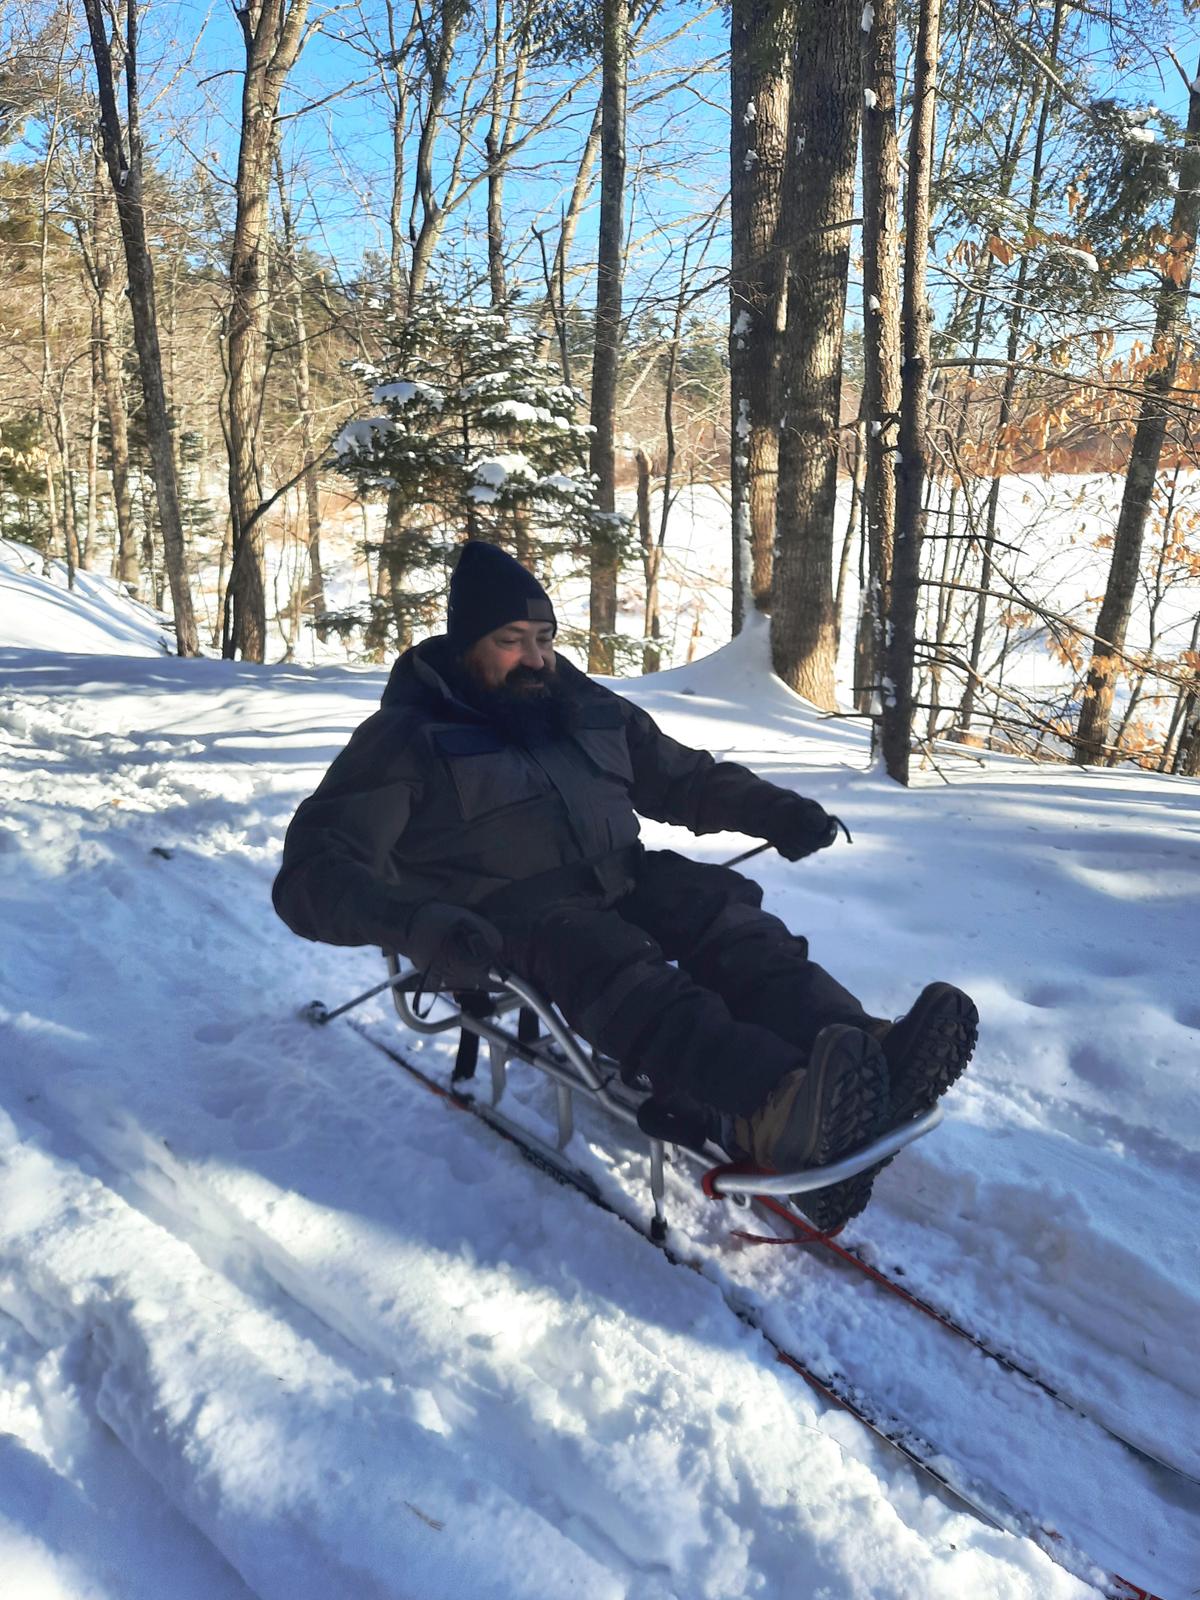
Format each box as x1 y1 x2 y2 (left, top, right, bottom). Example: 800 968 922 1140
1166 612 1200 774
86 319 101 568
729 0 792 630
82 0 198 653
55 385 82 577
408 1 468 307
635 447 662 672
274 152 327 640
957 2 1064 740
1075 64 1200 763
858 0 901 717
880 0 941 782
92 173 139 592
378 2 418 308
834 415 864 646
770 0 860 708
588 0 629 673
226 0 311 662
533 101 603 366
37 79 73 585
486 0 509 309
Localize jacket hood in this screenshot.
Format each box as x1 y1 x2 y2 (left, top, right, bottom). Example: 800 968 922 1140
380 636 474 716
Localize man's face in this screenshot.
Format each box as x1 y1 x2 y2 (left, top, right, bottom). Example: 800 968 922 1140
464 620 556 692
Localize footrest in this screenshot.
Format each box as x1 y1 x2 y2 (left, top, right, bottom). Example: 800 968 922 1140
704 1104 943 1198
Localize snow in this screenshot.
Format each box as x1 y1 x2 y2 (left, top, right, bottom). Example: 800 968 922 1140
0 540 173 656
1 540 1199 1598
331 416 392 458
372 379 446 410
1055 246 1099 272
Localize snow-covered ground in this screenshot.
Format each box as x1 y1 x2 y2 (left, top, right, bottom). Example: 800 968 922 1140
1 538 1198 1599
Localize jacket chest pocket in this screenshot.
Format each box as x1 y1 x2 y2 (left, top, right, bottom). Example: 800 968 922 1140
434 728 547 821
572 725 634 786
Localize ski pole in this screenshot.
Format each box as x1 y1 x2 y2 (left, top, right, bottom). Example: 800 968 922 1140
721 819 852 870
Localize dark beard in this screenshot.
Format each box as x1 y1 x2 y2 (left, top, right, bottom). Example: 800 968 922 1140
447 658 578 744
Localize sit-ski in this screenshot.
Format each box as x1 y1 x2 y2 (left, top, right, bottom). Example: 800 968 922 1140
306 952 941 1241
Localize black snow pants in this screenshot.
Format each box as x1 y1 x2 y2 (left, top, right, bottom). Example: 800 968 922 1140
489 849 871 1118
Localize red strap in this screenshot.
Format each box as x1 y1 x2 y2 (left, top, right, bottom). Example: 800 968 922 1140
700 1162 845 1245
701 1158 762 1199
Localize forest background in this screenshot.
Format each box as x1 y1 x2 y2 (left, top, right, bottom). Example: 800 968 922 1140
3 0 1200 783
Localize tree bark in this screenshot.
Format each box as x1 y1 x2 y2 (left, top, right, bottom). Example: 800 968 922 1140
486 0 510 309
729 0 793 630
533 101 603 368
587 0 629 673
274 152 327 639
1075 64 1200 763
635 447 662 673
37 80 74 585
82 0 198 653
770 0 860 708
86 318 101 569
880 0 941 782
226 0 311 662
91 170 139 592
1169 612 1200 775
407 1 468 308
858 0 901 717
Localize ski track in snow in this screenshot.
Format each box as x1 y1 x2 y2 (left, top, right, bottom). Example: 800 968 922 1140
1 625 1198 1599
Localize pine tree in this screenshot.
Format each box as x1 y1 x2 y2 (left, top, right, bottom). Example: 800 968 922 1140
334 292 614 649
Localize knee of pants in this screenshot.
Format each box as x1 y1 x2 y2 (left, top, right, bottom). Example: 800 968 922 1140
523 905 664 1008
685 902 809 991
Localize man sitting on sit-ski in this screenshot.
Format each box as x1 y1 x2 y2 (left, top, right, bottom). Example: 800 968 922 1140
273 541 978 1230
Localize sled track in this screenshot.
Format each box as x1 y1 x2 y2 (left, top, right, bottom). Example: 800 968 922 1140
5 1001 1190 1600
349 1017 1189 1600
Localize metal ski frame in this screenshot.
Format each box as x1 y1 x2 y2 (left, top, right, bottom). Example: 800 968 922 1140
307 954 941 1241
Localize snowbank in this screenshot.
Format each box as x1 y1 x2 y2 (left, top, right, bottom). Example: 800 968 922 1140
0 539 174 656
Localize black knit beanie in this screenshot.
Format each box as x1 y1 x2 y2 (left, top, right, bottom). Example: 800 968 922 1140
446 541 557 651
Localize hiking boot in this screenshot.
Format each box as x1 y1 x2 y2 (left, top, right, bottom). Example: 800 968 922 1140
868 982 979 1128
727 1024 890 1231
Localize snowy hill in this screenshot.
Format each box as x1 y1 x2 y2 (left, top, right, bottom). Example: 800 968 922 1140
0 540 176 657
1 550 1199 1599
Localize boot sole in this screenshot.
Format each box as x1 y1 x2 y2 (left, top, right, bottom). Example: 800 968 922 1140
888 983 979 1127
785 1027 890 1233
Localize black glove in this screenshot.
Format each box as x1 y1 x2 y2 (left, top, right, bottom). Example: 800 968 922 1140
404 902 504 989
763 794 845 862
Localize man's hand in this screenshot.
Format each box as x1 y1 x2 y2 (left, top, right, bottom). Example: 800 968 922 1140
404 902 504 989
764 794 844 862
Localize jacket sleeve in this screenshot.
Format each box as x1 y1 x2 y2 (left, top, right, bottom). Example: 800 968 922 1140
272 709 426 948
620 696 804 839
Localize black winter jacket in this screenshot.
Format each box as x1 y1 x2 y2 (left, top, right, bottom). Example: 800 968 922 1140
272 637 821 949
